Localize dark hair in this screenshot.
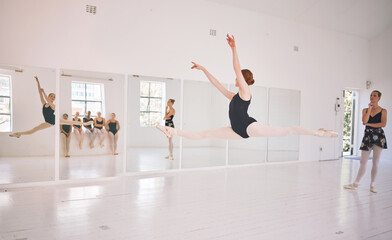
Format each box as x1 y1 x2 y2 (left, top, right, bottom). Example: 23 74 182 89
241 69 254 85
63 113 68 117
372 90 382 97
169 99 175 104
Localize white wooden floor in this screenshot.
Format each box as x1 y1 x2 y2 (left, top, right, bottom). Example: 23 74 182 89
1 158 391 240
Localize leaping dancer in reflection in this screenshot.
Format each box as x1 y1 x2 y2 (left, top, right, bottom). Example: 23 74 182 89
157 34 338 140
9 76 92 138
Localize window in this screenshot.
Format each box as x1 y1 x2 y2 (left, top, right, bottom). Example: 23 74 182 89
0 75 11 132
140 81 165 127
71 82 103 118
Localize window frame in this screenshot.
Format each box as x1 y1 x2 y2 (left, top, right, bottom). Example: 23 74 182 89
0 74 12 132
71 81 104 119
139 80 165 127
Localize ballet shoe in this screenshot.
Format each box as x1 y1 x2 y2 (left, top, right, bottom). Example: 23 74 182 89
113 152 118 155
65 155 70 158
370 186 377 193
343 184 358 190
315 129 338 138
9 132 21 138
156 125 175 138
165 155 174 160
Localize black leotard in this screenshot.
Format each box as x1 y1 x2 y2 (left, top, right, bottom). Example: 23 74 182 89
108 121 118 135
366 110 383 129
83 117 93 130
73 117 81 129
229 93 257 138
62 125 71 134
165 114 175 128
42 104 55 125
95 118 104 130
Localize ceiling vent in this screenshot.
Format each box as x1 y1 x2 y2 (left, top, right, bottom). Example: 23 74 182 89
210 29 217 36
86 5 97 15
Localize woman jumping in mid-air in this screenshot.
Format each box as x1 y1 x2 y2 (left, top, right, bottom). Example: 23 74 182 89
157 34 338 140
9 76 90 138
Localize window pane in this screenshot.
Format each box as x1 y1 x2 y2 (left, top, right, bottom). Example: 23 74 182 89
150 112 161 126
0 115 10 132
150 98 161 111
140 112 149 127
86 101 102 117
140 98 149 112
86 84 102 101
0 97 10 114
72 82 86 100
149 82 162 97
140 81 150 97
72 101 86 116
0 76 10 96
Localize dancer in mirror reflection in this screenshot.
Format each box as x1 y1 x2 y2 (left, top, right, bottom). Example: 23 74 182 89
73 112 85 149
60 113 72 157
9 76 91 138
106 113 120 155
157 34 338 140
164 99 176 160
94 112 106 148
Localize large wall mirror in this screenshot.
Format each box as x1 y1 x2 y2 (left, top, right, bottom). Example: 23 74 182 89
181 80 227 168
127 75 181 172
0 65 55 184
228 85 268 165
267 88 301 162
59 69 125 180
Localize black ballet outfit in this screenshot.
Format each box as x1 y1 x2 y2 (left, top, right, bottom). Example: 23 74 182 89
83 117 93 131
108 121 118 135
73 117 82 129
165 114 175 128
360 109 387 151
42 104 55 125
61 125 71 135
229 93 257 138
95 118 104 130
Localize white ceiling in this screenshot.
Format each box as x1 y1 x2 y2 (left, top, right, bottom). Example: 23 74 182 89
207 0 392 39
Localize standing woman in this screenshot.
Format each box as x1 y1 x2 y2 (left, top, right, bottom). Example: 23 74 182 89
60 113 72 157
164 99 176 160
84 111 96 149
10 76 83 138
106 113 120 155
94 112 106 148
344 90 387 193
73 112 85 149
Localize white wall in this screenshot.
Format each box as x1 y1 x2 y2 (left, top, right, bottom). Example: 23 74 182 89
0 66 55 157
368 26 392 159
59 71 125 156
0 0 370 161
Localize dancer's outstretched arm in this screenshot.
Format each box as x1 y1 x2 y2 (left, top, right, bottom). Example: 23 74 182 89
226 34 251 100
191 62 235 100
35 76 46 106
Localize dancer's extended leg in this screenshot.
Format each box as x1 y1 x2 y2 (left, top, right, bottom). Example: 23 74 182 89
10 122 52 137
157 125 242 140
246 122 336 137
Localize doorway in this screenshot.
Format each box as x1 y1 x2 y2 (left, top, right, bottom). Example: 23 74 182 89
342 90 358 156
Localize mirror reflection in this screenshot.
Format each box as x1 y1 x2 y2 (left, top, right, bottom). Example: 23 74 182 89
59 69 125 180
181 80 227 168
0 65 55 184
127 76 181 172
267 88 301 162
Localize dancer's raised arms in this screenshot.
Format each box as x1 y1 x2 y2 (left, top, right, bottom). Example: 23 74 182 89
226 34 251 101
35 76 46 106
191 62 235 100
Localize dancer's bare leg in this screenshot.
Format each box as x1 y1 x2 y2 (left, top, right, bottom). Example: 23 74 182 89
10 122 52 137
169 137 173 156
74 129 84 149
61 133 71 157
246 122 337 137
108 132 115 154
